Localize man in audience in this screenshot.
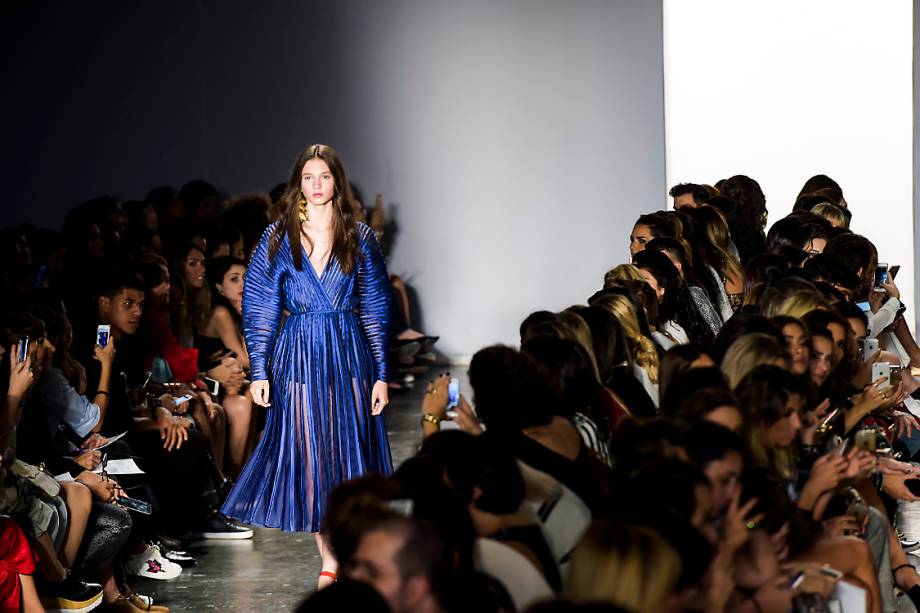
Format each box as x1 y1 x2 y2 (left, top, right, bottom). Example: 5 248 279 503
346 517 451 613
669 182 710 209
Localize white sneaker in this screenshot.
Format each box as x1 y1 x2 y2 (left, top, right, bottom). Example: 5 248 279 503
127 544 182 580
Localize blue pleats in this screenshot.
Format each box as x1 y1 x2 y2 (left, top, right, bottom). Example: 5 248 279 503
221 222 392 532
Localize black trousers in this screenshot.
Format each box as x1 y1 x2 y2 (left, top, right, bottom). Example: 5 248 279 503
127 429 219 535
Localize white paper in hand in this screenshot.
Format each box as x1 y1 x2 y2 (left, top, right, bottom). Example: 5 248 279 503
93 458 144 475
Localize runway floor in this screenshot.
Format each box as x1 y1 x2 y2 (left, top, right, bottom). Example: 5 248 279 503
136 366 450 612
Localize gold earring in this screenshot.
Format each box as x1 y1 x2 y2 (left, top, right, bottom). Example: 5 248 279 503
299 195 308 223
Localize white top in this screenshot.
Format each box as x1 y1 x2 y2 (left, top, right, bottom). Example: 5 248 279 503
473 538 554 611
656 320 689 347
867 297 900 338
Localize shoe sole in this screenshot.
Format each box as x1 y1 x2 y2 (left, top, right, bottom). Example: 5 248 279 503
43 591 104 613
192 531 253 540
129 568 182 580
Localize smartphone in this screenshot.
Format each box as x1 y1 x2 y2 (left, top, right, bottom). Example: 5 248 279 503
819 566 843 580
874 263 889 292
855 300 871 313
890 264 901 280
854 429 878 453
860 337 879 361
818 408 840 430
202 376 220 396
116 495 152 515
890 365 903 388
96 324 111 348
788 570 805 590
173 394 194 406
16 337 29 363
838 437 853 457
872 362 891 388
447 378 460 409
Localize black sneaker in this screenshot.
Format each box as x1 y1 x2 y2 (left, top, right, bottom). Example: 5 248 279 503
39 574 104 612
191 512 254 540
156 532 189 552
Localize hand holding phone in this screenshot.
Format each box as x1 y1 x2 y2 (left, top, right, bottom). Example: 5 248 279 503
871 362 892 389
96 325 111 348
16 337 29 364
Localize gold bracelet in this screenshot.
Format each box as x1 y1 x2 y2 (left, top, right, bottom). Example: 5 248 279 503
421 413 441 426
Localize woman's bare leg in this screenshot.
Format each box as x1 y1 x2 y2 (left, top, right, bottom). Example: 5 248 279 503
58 481 92 569
32 533 66 582
314 532 338 590
192 401 226 472
223 394 253 477
19 574 44 613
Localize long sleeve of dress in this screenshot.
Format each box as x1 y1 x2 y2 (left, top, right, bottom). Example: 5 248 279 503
356 224 391 382
243 224 285 382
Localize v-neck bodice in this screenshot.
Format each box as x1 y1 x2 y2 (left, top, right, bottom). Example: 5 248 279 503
241 221 391 381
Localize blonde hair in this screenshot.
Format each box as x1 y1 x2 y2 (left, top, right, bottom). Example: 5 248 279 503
773 290 831 320
811 202 849 228
558 310 600 377
593 294 659 384
567 519 681 612
721 333 790 389
604 264 645 286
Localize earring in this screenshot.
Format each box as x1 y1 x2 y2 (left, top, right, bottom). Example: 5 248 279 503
299 195 308 223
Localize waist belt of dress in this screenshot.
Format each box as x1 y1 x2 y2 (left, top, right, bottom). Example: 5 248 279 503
289 308 356 316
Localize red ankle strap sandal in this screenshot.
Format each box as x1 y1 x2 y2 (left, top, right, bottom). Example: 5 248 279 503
319 570 337 582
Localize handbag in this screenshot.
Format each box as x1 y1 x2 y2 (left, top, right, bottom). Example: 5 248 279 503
8 459 62 498
151 355 174 384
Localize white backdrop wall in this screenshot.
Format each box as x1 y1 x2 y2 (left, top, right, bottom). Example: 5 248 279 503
2 0 666 361
664 0 915 322
337 0 666 359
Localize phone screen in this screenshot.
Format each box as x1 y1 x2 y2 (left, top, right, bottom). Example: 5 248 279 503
875 263 889 288
447 378 460 409
96 325 110 348
17 337 29 363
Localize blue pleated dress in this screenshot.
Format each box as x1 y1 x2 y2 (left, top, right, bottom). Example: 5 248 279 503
221 221 393 532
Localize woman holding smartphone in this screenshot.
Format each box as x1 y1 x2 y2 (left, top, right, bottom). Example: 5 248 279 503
221 145 392 587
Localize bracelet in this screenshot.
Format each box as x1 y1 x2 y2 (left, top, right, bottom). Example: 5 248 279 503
421 414 441 426
94 390 109 398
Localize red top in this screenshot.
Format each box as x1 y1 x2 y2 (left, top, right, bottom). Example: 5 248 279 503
140 308 200 383
0 518 36 612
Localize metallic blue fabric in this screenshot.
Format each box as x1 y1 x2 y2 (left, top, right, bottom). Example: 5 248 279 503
222 222 393 532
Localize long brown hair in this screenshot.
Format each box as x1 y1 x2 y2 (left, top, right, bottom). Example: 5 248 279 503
269 144 359 274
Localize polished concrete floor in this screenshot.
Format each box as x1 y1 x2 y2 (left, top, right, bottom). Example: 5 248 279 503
136 367 453 612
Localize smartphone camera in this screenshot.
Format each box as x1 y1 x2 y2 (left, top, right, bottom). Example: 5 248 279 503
447 377 460 409
871 362 892 389
860 337 879 362
96 324 111 348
